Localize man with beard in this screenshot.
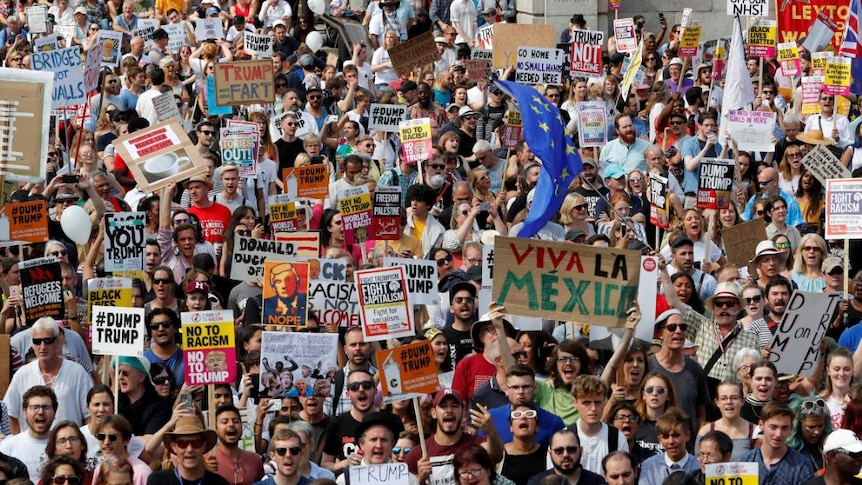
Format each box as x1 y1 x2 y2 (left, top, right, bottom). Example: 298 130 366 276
321 369 379 475
572 159 607 223
455 107 479 163
804 429 862 485
469 339 527 412
738 402 814 485
271 20 299 59
599 115 650 173
399 81 419 107
409 82 448 129
663 237 716 302
276 111 305 172
304 86 329 131
762 277 793 332
143 309 184 388
442 282 478 368
405 389 503 483
526 430 605 485
208 405 264 485
0 386 57 482
326 327 378 416
483 365 565 446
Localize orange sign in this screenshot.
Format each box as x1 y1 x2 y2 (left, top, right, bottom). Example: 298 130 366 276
283 165 329 200
261 260 309 327
377 340 440 404
0 200 49 243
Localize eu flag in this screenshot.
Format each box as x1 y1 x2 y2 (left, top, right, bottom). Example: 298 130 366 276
495 80 584 238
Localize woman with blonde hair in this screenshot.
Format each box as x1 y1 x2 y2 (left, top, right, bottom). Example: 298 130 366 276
371 30 399 90
559 192 595 237
778 145 804 195
247 111 278 162
791 233 828 291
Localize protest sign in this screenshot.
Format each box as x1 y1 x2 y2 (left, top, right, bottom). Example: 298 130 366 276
471 49 492 62
356 266 413 342
476 24 493 50
802 11 841 53
824 56 851 96
801 75 824 115
219 127 257 176
283 165 329 200
679 21 701 57
348 464 410 485
309 281 359 327
568 30 604 77
492 237 641 327
83 39 104 94
779 0 841 51
492 24 555 68
502 110 522 149
369 104 407 132
270 201 298 232
728 0 767 16
777 42 800 76
230 234 318 282
619 43 643 100
726 110 776 152
768 291 841 376
591 255 657 351
206 76 232 116
214 60 275 106
262 261 309 327
377 340 439 403
371 186 401 240
182 310 237 386
482 244 494 291
112 120 208 192
801 144 851 185
104 212 146 274
132 19 158 46
825 179 862 239
244 32 273 58
163 23 186 54
31 47 84 109
515 47 563 85
195 18 224 40
648 174 670 229
34 35 59 52
19 258 63 322
338 185 372 237
384 257 437 305
96 30 122 68
26 6 48 33
721 219 767 276
305 258 347 282
0 200 48 243
748 19 777 57
464 59 490 82
87 277 133 322
704 463 758 485
54 25 75 49
274 231 321 251
811 52 830 76
258 331 339 399
91 306 145 357
153 91 182 124
697 158 734 210
388 32 439 78
613 19 637 53
399 118 432 165
577 101 607 148
712 42 726 80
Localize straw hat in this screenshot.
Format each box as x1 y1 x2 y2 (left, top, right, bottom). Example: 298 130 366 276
796 129 834 145
162 417 217 452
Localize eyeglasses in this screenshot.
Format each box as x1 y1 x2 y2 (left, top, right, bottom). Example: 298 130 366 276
644 386 666 395
802 246 821 252
174 218 191 225
96 433 119 442
436 255 453 266
148 320 173 330
744 295 763 304
308 95 321 100
284 122 296 127
757 178 776 187
713 299 737 308
48 151 58 156
347 381 375 391
174 438 205 449
629 176 643 182
50 477 80 485
556 356 579 363
821 97 833 102
573 204 587 210
801 399 827 411
11 57 22 62
276 83 287 88
153 278 173 285
153 376 172 385
614 414 639 422
27 404 54 411
670 120 684 125
33 337 58 346
48 250 68 257
453 296 474 304
458 467 485 478
392 447 411 454
56 436 81 446
551 446 579 455
835 449 862 458
717 395 742 402
664 323 688 333
786 152 801 158
775 241 791 249
275 447 302 456
762 90 774 95
510 409 537 419
235 229 252 237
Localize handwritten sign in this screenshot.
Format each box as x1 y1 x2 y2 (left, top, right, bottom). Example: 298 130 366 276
492 237 641 327
768 291 841 376
214 60 275 106
20 258 63 322
369 104 407 132
492 23 555 68
355 266 413 342
802 144 851 185
377 341 439 404
399 118 432 165
182 311 237 386
348 464 410 485
388 31 439 78
132 19 159 46
244 32 273 58
697 158 734 210
371 186 401 240
31 47 84 109
0 200 48 243
726 110 776 152
153 91 182 123
825 178 862 239
229 234 318 282
83 39 104 93
464 59 490 82
309 281 359 327
92 306 145 357
206 76 232 115
163 23 186 54
577 101 607 148
104 212 146 274
569 30 604 77
384 258 437 305
516 47 563 85
26 6 48 33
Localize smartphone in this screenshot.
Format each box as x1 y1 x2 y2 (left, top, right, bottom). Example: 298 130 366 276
181 393 194 409
249 373 260 403
326 114 338 124
620 224 628 237
9 286 18 298
62 174 78 184
659 12 664 20
479 202 490 212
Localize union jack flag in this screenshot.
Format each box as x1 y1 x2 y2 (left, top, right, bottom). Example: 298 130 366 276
840 0 861 58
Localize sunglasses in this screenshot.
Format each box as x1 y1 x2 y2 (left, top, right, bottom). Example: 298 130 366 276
664 323 688 333
392 446 411 454
551 446 579 455
775 241 791 249
153 278 173 285
428 164 445 170
173 218 191 225
744 295 763 304
347 381 375 391
276 83 287 88
801 398 826 411
453 296 474 304
713 299 737 308
174 438 205 449
96 433 119 442
284 122 296 127
275 447 302 456
199 130 215 136
828 269 844 276
644 386 666 395
308 95 321 100
835 449 862 459
153 376 172 385
670 120 684 125
148 320 173 330
436 255 453 266
50 477 80 485
48 151 58 156
48 250 68 257
33 337 58 346
512 351 528 360
573 204 587 210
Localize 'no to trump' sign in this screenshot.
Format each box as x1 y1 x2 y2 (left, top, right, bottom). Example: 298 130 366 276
182 311 236 386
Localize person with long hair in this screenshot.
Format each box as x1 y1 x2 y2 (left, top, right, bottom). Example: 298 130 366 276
791 233 828 292
842 394 862 437
517 331 556 380
319 209 362 262
695 381 754 459
247 111 278 162
40 455 86 485
736 151 759 206
765 195 801 250
786 394 831 471
669 272 706 315
424 327 454 387
46 421 90 479
738 285 769 346
772 233 795 279
661 208 726 273
740 360 777 424
454 444 516 485
603 350 648 420
561 78 588 137
219 207 264 277
795 169 824 233
823 348 854 431
634 373 678 458
841 121 862 172
646 81 671 143
371 30 399 90
778 145 804 195
534 340 590 425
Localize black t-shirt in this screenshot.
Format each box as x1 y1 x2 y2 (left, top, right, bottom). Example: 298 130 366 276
574 183 610 223
276 138 305 173
322 412 361 461
500 445 548 485
147 470 231 485
802 475 862 485
456 129 478 164
442 324 473 370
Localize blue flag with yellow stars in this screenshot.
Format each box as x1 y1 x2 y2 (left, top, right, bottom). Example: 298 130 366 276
495 80 584 238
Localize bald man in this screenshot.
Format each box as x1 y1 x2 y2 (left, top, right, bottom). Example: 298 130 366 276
741 167 804 226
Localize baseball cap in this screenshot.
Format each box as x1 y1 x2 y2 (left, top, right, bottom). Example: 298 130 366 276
602 164 626 180
824 429 862 453
433 389 465 407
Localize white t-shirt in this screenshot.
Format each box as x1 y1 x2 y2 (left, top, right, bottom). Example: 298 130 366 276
136 88 162 126
81 425 146 468
0 432 48 483
449 0 476 44
3 360 91 430
577 423 629 475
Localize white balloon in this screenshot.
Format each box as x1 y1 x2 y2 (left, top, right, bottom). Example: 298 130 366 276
305 30 323 51
308 0 325 16
60 205 92 245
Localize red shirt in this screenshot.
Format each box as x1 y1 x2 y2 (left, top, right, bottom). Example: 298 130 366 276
188 202 232 244
452 353 495 402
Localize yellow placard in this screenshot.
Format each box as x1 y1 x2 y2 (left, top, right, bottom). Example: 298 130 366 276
777 42 798 63
824 57 851 92
837 96 851 116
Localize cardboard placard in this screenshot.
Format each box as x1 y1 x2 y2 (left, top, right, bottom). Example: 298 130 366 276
31 47 84 109
768 291 841 376
91 306 145 357
515 47 563 85
399 118 432 165
696 158 734 209
229 234 318 282
20 258 63 323
112 119 208 192
368 104 407 132
577 101 607 148
803 11 839 53
104 212 146 274
182 310 237 386
153 91 182 123
283 165 329 200
355 266 413 342
0 200 48 243
348 463 410 485
308 281 359 327
492 24 555 68
54 25 75 49
464 59 490 82
371 186 401 240
383 257 437 305
377 340 439 403
801 144 851 185
26 6 48 33
83 39 104 94
258 331 339 399
721 219 767 275
726 110 776 153
388 31 439 78
569 30 604 77
825 178 862 239
590 255 657 351
206 76 232 115
214 60 275 106
649 174 670 229
748 19 777 58
244 32 273 58
728 0 767 16
492 237 641 327
262 260 309 326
